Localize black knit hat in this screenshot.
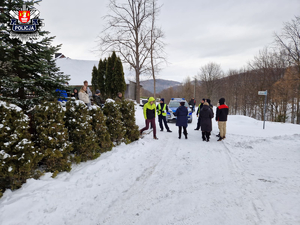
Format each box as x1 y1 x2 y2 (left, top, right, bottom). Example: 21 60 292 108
219 98 225 104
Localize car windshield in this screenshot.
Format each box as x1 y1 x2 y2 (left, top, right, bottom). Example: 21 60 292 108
169 101 188 108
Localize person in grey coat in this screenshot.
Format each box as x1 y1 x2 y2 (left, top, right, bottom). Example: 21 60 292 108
200 102 213 142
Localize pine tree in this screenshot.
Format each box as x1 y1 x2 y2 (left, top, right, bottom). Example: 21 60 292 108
106 52 117 98
0 101 38 193
0 1 69 111
112 57 127 99
102 100 126 145
97 59 107 97
64 100 101 163
91 65 99 94
32 101 73 177
118 100 140 144
89 106 113 153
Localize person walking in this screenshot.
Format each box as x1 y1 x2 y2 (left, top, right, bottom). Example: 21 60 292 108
200 102 213 142
156 98 172 132
174 101 188 139
140 97 158 140
194 98 205 130
216 98 229 141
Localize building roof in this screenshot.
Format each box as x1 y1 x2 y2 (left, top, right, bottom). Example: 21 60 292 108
56 57 133 86
55 58 98 85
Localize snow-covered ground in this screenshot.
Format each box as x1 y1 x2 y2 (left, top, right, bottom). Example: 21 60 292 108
1 105 300 225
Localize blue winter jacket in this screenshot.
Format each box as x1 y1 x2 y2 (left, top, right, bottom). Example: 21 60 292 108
174 105 188 127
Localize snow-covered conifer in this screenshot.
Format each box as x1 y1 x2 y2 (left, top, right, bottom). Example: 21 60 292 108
0 101 37 193
102 99 126 145
89 106 113 153
32 101 73 177
118 100 140 144
64 100 100 162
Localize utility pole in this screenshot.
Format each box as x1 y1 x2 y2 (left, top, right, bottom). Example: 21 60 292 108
194 76 196 98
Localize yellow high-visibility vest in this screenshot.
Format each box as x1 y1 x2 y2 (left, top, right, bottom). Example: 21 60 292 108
157 103 167 116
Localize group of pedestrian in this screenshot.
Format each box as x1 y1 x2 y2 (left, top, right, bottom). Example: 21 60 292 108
140 97 228 142
70 80 107 108
194 97 228 141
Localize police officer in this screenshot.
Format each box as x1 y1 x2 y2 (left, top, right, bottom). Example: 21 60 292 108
157 98 172 132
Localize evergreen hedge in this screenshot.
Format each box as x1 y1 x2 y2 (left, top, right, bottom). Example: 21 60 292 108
102 99 126 145
0 98 140 197
64 100 101 163
119 100 140 144
89 106 113 153
32 102 73 177
0 101 38 194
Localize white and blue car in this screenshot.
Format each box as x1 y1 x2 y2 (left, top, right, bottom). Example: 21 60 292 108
167 98 193 123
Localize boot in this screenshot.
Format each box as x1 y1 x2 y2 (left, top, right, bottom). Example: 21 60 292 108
202 132 206 141
167 130 172 132
184 131 188 139
153 136 158 140
205 132 210 142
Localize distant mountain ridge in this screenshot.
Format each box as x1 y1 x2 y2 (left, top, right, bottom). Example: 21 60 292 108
140 79 181 93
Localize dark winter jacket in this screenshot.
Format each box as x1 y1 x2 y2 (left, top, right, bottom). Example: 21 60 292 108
93 94 105 106
200 103 213 132
189 99 195 106
216 103 229 121
174 105 188 127
71 89 78 100
115 96 122 102
143 97 156 120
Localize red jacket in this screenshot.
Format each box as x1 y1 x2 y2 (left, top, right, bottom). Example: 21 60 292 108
216 104 228 121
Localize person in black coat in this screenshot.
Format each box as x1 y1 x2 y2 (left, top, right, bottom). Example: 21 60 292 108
200 102 213 142
174 101 188 139
71 88 78 100
195 98 205 130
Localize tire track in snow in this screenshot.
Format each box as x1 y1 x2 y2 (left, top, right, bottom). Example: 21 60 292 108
221 135 286 225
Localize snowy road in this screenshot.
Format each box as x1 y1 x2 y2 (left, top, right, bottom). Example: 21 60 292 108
0 105 300 225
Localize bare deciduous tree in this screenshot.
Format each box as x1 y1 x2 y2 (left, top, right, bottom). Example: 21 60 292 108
198 62 223 100
275 16 300 123
149 0 166 99
99 0 165 103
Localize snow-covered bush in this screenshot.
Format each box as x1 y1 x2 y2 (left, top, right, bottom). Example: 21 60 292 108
0 101 38 192
102 99 126 145
119 100 140 144
89 106 113 153
31 101 73 177
64 100 101 163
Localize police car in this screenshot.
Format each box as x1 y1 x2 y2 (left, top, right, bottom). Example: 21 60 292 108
167 98 193 123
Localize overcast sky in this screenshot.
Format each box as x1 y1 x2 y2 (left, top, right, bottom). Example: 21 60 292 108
38 0 300 83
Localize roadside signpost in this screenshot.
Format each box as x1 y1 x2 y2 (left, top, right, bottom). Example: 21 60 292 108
258 90 268 129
